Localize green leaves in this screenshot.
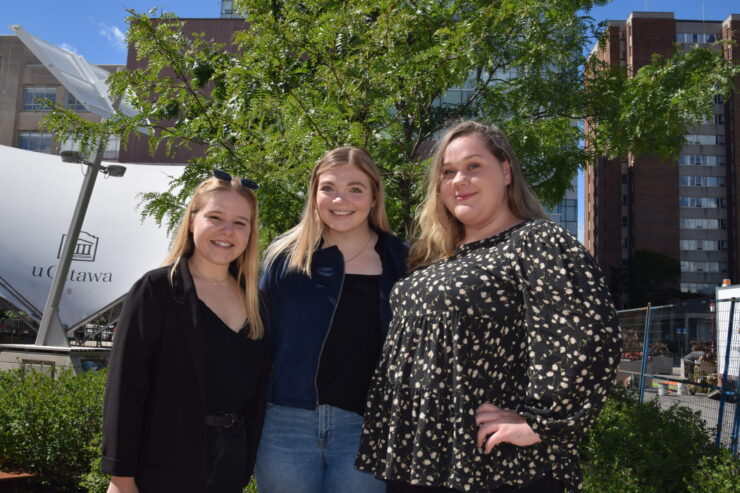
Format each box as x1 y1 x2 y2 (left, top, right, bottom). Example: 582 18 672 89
41 1 739 240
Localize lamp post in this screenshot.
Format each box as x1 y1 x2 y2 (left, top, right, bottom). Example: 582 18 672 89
34 136 126 347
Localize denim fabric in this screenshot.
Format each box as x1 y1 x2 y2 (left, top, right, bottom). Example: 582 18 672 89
259 231 408 410
255 404 385 493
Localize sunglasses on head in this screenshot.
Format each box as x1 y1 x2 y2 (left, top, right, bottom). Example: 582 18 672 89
213 169 259 190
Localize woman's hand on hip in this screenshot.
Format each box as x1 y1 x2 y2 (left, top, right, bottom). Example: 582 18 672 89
475 403 541 453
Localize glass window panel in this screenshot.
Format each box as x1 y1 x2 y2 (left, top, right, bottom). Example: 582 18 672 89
22 86 57 111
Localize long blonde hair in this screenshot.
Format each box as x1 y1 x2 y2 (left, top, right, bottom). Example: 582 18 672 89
409 121 547 269
263 147 392 275
164 175 263 339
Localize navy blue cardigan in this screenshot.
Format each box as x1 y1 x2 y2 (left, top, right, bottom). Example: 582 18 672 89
259 230 408 409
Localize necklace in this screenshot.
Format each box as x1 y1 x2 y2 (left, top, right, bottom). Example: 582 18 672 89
190 264 230 285
329 232 375 264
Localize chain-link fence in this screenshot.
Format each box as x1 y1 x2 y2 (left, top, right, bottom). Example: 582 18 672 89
616 299 739 455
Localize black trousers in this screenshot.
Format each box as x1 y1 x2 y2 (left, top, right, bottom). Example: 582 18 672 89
386 477 564 493
205 417 249 493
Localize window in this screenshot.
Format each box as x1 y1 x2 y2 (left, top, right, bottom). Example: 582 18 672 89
680 239 723 251
715 114 724 125
679 197 721 208
681 261 727 273
676 32 716 44
60 135 121 160
678 155 725 166
22 86 57 111
681 283 718 295
65 92 86 111
714 94 724 105
680 218 721 230
18 132 53 153
679 176 725 187
685 134 723 146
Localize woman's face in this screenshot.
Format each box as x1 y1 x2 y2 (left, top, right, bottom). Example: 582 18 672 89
315 163 375 237
189 189 253 269
439 133 512 233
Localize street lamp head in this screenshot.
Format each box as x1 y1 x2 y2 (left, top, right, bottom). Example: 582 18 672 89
60 150 82 163
104 165 127 177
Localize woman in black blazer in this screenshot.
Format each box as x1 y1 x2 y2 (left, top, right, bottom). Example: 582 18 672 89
102 171 270 493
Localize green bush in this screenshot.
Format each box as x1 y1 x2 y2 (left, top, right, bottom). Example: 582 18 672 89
0 368 106 491
687 448 740 492
581 386 720 492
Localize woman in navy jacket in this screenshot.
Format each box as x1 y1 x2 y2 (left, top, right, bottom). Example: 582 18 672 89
102 172 270 493
255 147 408 493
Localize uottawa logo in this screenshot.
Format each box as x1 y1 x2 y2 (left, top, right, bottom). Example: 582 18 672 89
58 231 98 262
31 231 113 283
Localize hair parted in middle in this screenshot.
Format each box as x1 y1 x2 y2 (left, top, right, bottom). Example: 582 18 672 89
408 120 547 269
163 174 263 339
263 146 392 276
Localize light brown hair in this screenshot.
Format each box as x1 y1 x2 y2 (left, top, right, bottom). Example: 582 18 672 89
409 121 547 269
263 147 392 275
164 176 263 339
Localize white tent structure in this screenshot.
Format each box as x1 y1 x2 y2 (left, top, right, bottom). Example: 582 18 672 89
11 24 139 120
0 145 182 335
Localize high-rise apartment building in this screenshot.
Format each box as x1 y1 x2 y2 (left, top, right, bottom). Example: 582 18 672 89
585 12 740 308
0 35 123 159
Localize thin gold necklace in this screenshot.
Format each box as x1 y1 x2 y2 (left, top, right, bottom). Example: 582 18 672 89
190 265 230 285
329 232 375 264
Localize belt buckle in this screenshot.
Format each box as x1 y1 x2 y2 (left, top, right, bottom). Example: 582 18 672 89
223 412 237 428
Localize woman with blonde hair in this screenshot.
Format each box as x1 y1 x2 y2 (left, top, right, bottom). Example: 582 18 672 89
103 170 270 493
357 121 622 492
255 147 408 493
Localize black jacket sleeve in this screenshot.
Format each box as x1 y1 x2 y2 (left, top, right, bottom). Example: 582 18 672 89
101 273 166 476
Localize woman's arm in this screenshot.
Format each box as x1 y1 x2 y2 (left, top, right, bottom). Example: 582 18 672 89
101 274 165 476
504 222 622 444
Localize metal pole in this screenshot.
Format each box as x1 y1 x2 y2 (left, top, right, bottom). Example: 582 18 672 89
34 135 107 347
639 303 653 403
716 298 735 449
731 372 740 457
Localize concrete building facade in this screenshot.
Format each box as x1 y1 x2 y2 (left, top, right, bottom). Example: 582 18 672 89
0 35 123 159
585 12 740 307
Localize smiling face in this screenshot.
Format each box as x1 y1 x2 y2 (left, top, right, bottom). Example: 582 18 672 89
439 133 515 241
189 189 253 270
315 163 375 239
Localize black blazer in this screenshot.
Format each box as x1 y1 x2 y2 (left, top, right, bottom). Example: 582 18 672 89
102 257 270 492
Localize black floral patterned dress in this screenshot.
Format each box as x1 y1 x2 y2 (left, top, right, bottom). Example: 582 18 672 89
356 219 622 492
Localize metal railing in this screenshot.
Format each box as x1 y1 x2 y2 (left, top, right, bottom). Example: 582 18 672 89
617 299 739 455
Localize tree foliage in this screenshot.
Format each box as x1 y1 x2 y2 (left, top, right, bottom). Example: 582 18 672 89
41 0 739 239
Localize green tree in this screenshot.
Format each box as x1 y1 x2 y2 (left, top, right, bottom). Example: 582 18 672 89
42 0 739 238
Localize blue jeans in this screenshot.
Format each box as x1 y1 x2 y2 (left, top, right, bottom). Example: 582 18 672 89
255 403 385 493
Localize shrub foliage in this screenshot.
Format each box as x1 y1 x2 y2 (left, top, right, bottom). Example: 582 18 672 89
0 368 106 491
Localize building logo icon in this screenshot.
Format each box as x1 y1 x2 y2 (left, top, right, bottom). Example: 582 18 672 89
57 231 99 262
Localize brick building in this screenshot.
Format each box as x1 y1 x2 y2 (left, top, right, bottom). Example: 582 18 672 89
0 35 122 158
585 12 740 308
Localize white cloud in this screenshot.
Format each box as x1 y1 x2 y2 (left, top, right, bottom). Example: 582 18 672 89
60 43 79 55
96 22 126 52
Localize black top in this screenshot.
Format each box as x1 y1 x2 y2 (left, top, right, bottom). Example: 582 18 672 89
102 258 271 491
200 299 267 413
317 273 382 415
356 219 622 492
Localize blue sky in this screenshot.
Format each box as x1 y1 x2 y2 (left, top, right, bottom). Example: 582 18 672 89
4 1 738 240
4 1 737 66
